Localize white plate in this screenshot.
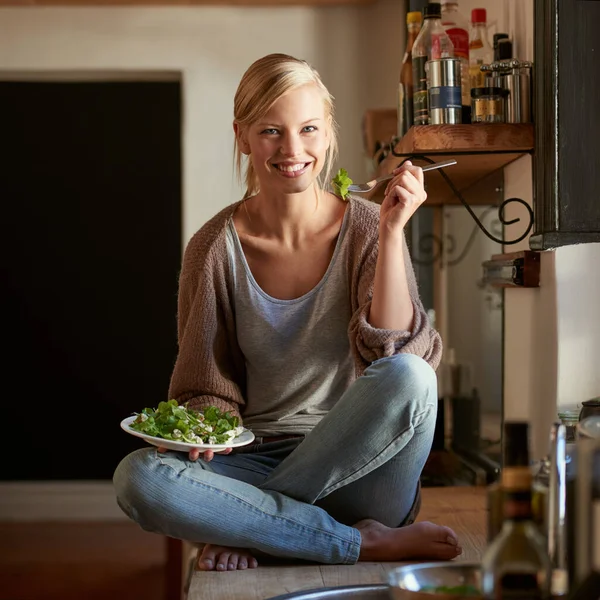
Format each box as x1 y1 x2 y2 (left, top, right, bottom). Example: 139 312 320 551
120 415 255 452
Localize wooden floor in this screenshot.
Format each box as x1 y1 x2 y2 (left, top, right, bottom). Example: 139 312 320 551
187 486 487 600
0 521 167 600
0 487 485 600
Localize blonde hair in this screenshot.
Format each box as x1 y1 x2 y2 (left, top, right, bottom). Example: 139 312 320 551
233 53 339 199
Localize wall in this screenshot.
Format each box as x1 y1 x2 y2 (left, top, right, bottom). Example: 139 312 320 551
445 205 502 414
0 1 406 244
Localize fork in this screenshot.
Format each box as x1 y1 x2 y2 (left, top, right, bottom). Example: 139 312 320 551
347 159 458 194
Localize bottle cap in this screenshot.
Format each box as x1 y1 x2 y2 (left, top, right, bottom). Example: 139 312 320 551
407 11 423 24
471 8 487 24
503 421 530 467
424 3 442 19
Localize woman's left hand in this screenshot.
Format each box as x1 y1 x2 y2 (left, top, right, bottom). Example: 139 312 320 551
380 161 427 239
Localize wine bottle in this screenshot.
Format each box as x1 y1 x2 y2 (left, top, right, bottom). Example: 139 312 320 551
481 422 552 599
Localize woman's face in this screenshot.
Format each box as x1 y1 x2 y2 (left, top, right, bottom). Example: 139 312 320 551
240 84 331 196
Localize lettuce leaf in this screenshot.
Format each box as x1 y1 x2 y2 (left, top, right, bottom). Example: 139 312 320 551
331 168 353 200
129 400 242 445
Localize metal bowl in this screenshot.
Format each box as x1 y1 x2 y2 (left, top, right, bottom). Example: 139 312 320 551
387 562 482 600
266 584 389 599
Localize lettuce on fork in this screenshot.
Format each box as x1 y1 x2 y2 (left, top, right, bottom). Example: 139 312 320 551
331 168 353 200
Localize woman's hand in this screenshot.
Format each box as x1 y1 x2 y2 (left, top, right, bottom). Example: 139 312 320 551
380 161 427 240
157 446 233 462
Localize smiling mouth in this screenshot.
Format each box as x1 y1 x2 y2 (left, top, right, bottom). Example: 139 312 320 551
273 162 311 176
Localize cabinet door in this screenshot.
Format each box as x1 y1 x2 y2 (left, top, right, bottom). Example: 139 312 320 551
531 0 600 250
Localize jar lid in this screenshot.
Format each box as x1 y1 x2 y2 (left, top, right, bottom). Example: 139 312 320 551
471 87 507 98
407 11 422 24
582 398 600 406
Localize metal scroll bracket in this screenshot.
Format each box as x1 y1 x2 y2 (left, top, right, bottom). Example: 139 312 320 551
391 152 535 246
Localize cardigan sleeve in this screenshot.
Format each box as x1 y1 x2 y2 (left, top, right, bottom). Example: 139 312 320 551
167 224 247 422
348 200 443 371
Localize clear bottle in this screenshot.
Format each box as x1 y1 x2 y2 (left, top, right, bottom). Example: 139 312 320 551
397 11 423 137
469 8 493 90
440 0 470 114
481 422 552 600
411 2 454 126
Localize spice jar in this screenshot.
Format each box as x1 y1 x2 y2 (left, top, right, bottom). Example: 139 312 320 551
580 398 600 421
471 86 507 123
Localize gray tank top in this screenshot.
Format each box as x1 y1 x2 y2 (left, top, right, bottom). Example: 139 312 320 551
225 213 354 436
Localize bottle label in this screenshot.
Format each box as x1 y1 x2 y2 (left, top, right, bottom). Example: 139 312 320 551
431 34 453 60
398 82 414 137
412 56 428 125
429 86 461 110
593 498 600 571
497 573 543 599
470 62 486 88
445 26 469 58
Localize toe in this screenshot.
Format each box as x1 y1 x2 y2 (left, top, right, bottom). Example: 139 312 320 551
227 553 240 571
440 525 459 546
434 541 463 560
216 551 231 572
197 545 218 571
249 556 258 568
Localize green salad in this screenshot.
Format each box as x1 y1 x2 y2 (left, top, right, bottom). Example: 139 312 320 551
331 168 353 200
129 400 243 445
421 585 481 596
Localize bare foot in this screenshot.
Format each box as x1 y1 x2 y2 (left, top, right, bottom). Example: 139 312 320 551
197 544 258 571
355 519 462 562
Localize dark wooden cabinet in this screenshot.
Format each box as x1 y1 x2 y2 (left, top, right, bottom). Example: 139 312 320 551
531 0 600 250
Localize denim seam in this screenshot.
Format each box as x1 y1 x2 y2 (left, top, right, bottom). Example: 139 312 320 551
318 405 432 499
158 453 271 478
158 457 357 561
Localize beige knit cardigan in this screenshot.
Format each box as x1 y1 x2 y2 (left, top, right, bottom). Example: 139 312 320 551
167 196 442 421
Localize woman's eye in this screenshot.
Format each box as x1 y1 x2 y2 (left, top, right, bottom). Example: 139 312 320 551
303 126 317 133
262 128 279 135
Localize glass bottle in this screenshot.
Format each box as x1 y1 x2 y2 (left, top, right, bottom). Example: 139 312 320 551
556 407 582 587
440 0 470 119
397 11 423 137
469 8 493 90
493 33 510 61
557 408 580 445
482 421 552 600
411 2 454 126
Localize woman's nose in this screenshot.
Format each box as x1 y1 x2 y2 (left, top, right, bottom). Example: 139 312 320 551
280 133 302 157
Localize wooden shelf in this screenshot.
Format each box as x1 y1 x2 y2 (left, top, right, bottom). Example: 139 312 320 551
371 123 534 205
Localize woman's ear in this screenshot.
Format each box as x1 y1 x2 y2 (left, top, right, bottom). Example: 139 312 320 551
233 122 250 155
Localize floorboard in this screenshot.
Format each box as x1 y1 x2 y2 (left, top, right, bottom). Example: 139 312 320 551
0 521 166 600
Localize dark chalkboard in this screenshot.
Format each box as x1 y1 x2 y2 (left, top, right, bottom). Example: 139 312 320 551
0 81 182 480
531 0 600 250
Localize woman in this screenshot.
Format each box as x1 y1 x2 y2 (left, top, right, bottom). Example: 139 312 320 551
114 53 461 572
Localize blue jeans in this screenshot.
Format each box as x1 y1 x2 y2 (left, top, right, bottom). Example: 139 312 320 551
113 354 437 565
